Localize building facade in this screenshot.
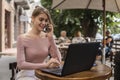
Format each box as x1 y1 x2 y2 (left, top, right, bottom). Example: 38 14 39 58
0 0 32 51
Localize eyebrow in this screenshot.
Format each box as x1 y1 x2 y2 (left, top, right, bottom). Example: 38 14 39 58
39 17 48 20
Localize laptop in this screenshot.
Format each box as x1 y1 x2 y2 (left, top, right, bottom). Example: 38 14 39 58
40 42 100 76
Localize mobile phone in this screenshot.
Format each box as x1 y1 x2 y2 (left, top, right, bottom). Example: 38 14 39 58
43 25 51 33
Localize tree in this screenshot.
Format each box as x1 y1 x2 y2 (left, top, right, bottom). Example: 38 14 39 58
41 0 120 39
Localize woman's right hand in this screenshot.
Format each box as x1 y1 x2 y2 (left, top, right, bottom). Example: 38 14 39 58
46 58 60 68
46 24 54 38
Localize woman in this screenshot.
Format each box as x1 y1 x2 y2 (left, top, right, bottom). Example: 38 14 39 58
72 31 86 43
16 6 61 80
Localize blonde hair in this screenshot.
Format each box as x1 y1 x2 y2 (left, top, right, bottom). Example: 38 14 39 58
32 6 53 24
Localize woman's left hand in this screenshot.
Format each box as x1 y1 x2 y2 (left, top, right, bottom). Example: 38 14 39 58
47 58 60 68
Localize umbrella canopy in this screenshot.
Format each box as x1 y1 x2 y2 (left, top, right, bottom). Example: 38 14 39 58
52 0 120 12
52 0 120 64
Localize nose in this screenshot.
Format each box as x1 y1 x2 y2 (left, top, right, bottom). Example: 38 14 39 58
41 20 47 26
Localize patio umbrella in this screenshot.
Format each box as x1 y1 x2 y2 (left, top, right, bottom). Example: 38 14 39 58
52 0 120 64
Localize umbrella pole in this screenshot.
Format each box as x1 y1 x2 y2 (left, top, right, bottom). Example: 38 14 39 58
102 0 106 64
102 48 106 64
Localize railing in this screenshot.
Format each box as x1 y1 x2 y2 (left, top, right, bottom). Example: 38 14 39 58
112 39 120 52
109 39 120 68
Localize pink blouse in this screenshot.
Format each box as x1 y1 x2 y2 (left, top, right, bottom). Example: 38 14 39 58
17 34 61 70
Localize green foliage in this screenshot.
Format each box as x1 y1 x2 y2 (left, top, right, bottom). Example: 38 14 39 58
41 0 120 38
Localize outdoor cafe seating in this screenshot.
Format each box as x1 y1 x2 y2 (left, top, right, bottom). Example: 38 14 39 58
57 42 70 60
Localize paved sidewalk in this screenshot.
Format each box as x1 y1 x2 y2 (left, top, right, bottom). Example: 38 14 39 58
0 55 16 80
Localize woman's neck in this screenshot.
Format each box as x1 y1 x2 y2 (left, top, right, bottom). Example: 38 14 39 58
30 28 41 35
28 28 46 38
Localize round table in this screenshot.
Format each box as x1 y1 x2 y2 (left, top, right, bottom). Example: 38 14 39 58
35 64 112 80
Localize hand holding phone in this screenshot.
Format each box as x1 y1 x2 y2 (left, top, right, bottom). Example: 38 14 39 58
44 24 54 38
43 25 51 33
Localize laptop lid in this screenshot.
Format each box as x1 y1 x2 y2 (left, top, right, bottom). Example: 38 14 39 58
61 42 100 76
41 42 100 76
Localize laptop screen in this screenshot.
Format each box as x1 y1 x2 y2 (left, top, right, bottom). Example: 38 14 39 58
61 42 100 76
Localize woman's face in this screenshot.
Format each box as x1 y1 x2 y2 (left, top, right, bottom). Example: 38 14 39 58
32 13 49 31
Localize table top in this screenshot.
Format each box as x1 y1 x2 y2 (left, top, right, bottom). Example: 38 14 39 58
35 64 112 80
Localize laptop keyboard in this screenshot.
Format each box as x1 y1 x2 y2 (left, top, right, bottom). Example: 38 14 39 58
47 67 62 73
50 68 62 73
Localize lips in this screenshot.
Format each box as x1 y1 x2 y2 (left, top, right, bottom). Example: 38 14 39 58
38 24 44 31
